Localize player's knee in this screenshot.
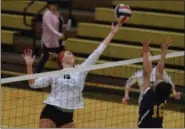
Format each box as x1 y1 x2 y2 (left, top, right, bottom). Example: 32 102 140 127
40 119 56 128
60 122 74 128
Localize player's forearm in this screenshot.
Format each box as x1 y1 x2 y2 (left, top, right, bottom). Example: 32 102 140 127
26 65 35 85
143 52 150 77
103 22 122 45
102 31 116 45
143 51 150 90
124 87 130 98
168 80 176 94
171 83 176 93
81 43 107 66
157 51 167 80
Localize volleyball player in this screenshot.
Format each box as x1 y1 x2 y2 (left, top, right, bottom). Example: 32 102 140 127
22 19 127 128
122 39 180 104
137 37 173 128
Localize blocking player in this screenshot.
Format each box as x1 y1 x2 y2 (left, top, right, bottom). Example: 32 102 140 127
138 37 173 128
122 40 180 104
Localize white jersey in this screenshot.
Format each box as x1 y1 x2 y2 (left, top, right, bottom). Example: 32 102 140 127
29 43 107 109
125 67 174 94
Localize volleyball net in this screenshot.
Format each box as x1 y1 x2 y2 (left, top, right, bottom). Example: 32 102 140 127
1 51 185 128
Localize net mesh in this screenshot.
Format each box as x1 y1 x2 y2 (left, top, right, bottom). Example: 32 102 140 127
1 52 185 128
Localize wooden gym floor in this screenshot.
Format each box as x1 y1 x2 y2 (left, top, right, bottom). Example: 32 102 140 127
1 86 184 128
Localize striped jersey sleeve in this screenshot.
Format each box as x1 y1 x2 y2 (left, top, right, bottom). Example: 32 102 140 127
29 76 53 89
125 70 142 88
81 43 107 66
163 71 174 85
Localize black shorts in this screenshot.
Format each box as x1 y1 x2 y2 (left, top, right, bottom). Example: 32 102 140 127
138 122 162 128
40 104 74 127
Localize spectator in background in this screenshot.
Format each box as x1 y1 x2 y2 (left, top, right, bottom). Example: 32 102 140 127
36 0 71 73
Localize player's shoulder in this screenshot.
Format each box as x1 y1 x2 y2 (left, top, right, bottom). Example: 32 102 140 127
143 87 155 99
134 70 143 77
143 87 152 94
140 88 155 107
71 64 85 74
75 64 81 68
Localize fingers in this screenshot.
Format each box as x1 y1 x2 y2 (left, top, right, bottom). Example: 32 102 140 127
147 37 152 42
142 37 152 46
24 49 27 56
119 16 130 25
159 36 172 50
164 36 173 46
116 17 126 27
27 49 31 56
112 17 127 32
145 37 152 42
122 98 128 104
167 40 172 46
168 42 172 47
119 17 126 25
174 92 180 100
142 36 172 51
23 48 33 57
29 49 33 56
166 36 172 42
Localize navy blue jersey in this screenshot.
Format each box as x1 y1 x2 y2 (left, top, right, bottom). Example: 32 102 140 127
138 88 165 128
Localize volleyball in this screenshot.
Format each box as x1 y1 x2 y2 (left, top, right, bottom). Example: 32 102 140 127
114 4 132 21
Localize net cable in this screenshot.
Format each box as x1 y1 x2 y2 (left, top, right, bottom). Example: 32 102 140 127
1 51 184 84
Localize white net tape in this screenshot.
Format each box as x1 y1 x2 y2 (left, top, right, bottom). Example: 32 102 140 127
1 51 184 84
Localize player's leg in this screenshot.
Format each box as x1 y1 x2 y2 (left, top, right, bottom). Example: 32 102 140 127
56 109 74 128
40 119 56 128
60 122 74 128
39 105 57 128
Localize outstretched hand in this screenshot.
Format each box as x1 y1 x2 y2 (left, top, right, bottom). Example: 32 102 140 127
103 17 129 45
160 36 172 52
142 37 152 53
111 17 129 34
122 96 129 104
22 49 35 66
173 91 181 100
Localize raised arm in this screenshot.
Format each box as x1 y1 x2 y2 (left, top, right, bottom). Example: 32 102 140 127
156 37 172 81
81 20 125 66
142 38 151 91
43 11 64 39
22 49 52 89
155 37 180 99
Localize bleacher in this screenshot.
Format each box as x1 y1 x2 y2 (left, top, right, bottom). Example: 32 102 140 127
65 0 184 88
1 0 184 97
